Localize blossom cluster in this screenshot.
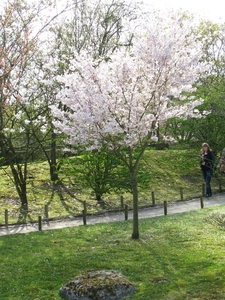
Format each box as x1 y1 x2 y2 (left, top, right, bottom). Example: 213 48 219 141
51 10 208 152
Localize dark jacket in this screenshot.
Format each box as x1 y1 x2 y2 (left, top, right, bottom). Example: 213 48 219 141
200 151 214 171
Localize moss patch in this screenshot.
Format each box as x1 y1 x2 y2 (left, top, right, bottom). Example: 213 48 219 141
59 270 135 300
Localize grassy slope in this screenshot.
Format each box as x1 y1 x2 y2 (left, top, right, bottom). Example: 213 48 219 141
1 206 225 299
0 148 224 225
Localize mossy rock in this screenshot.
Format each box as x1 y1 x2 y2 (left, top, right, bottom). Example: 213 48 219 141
59 270 135 300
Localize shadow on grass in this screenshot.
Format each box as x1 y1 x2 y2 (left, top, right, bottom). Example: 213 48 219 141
48 182 85 216
16 204 36 224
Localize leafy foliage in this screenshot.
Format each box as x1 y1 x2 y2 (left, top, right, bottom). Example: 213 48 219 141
165 21 225 154
63 148 123 201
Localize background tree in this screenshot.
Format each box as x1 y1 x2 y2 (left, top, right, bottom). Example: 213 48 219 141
194 21 225 155
50 0 137 61
26 54 66 183
39 0 139 187
165 21 225 156
51 11 206 239
0 0 69 207
63 146 120 202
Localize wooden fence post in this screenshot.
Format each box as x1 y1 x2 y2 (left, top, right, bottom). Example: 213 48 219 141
200 197 204 209
82 210 87 225
151 191 155 206
83 201 87 214
120 196 124 208
180 187 184 201
125 204 128 220
38 216 42 231
202 183 205 196
5 209 8 228
164 201 167 216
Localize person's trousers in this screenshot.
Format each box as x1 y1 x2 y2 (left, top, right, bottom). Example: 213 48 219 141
202 169 213 196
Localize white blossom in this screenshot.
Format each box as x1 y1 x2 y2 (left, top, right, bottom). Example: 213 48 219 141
24 120 31 125
151 136 159 142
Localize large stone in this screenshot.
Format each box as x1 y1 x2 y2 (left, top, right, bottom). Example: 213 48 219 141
59 270 135 300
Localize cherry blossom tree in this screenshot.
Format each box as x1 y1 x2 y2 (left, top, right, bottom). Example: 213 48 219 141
51 10 207 239
37 0 139 185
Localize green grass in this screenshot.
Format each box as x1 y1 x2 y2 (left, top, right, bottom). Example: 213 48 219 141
1 206 225 299
0 148 224 225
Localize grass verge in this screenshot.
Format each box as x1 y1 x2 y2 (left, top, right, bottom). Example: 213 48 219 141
1 205 225 299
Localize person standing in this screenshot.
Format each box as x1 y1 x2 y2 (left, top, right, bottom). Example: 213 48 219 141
200 142 214 197
217 148 225 173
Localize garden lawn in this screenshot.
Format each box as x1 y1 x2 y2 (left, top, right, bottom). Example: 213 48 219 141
1 205 225 299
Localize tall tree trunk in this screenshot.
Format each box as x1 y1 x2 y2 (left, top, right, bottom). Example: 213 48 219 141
130 167 139 239
30 127 61 183
11 164 28 209
50 131 60 183
0 133 29 209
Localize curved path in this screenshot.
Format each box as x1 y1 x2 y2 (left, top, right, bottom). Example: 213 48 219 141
0 193 225 236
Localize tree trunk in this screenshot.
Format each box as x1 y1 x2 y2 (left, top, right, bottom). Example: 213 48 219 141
130 168 139 239
95 193 102 202
50 163 59 183
11 165 28 209
18 182 28 210
50 131 60 183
